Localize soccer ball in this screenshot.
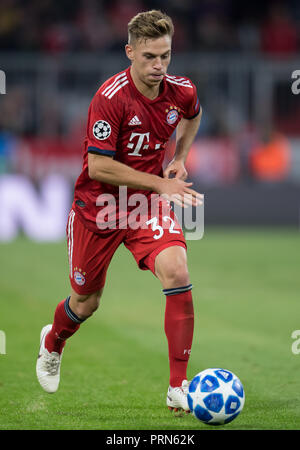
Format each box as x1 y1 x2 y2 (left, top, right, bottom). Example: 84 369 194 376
187 368 245 425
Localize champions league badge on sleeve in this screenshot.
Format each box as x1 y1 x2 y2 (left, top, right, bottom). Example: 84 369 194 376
93 120 111 140
165 106 180 125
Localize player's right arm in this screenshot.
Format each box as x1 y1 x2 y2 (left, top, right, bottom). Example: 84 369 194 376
88 153 202 207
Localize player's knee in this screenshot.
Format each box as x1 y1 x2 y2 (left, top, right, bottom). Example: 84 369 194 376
160 263 190 289
70 289 103 319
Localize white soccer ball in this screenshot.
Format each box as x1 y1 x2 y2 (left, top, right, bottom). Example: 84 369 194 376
187 368 245 425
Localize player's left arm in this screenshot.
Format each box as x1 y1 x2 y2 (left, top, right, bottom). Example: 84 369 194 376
164 106 202 180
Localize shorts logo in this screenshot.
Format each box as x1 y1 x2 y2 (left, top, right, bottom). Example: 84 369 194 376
93 120 111 140
166 106 179 125
74 268 86 286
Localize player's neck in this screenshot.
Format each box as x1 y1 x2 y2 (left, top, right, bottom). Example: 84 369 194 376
130 67 161 100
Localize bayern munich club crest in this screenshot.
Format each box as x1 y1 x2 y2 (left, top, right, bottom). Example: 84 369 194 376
73 268 86 286
93 120 111 140
165 106 180 125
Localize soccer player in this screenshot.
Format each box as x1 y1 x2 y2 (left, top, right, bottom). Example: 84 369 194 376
36 10 202 413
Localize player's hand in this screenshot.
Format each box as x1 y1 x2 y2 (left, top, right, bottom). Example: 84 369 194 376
157 177 203 209
163 159 188 181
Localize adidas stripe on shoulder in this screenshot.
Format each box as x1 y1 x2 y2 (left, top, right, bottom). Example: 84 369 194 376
101 72 129 100
165 74 193 89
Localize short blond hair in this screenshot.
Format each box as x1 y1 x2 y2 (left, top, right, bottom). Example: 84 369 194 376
128 10 174 44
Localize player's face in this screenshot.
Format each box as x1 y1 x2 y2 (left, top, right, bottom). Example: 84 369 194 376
126 35 172 88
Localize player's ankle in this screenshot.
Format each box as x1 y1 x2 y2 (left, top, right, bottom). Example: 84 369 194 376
45 331 65 354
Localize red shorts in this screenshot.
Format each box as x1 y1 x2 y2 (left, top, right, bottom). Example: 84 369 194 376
66 202 187 295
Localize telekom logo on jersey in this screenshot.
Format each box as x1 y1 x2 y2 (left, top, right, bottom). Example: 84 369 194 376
95 186 204 241
127 132 161 156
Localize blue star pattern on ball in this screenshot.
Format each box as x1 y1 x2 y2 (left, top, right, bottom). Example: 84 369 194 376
187 368 245 425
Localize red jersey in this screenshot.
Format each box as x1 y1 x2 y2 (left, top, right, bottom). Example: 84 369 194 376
74 66 200 233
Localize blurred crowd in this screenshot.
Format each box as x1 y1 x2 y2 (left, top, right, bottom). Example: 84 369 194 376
0 0 300 55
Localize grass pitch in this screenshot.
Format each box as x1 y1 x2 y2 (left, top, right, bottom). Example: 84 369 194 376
0 227 299 430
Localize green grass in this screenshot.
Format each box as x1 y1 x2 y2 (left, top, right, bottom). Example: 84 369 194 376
0 227 300 430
